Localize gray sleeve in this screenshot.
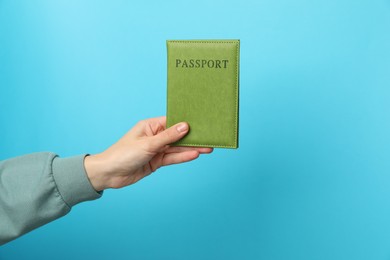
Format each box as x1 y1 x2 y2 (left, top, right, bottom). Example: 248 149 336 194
0 152 102 245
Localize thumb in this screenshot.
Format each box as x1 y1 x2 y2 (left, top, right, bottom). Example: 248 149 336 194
149 122 189 150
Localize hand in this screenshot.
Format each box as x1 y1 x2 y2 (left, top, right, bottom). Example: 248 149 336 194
84 116 213 191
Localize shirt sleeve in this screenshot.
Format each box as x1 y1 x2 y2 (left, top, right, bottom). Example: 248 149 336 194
0 152 102 245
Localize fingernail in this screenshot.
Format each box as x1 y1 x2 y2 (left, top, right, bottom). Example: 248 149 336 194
177 123 188 133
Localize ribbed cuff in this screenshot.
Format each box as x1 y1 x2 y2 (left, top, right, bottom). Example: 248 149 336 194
52 154 102 207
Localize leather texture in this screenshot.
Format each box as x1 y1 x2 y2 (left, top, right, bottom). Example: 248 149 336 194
166 40 240 149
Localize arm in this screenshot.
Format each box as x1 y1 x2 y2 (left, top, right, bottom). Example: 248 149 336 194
0 117 212 245
0 152 101 245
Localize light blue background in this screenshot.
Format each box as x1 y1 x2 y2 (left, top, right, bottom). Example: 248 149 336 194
1 0 390 259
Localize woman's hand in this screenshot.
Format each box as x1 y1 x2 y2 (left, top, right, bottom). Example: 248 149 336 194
84 116 213 191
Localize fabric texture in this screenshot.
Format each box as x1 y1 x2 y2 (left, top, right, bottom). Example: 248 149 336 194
0 152 102 245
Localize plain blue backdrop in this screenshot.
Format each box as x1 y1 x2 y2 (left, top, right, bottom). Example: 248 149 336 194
1 0 390 259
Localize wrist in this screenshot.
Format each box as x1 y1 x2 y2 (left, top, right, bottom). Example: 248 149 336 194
84 154 110 191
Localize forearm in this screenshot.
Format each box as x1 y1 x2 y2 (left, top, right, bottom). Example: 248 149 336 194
0 152 101 245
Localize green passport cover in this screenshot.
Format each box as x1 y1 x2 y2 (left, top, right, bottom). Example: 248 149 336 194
166 40 240 149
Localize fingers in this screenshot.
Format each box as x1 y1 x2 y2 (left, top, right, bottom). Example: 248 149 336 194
162 150 200 166
149 122 189 151
154 116 167 128
142 116 167 129
130 116 166 137
165 146 213 154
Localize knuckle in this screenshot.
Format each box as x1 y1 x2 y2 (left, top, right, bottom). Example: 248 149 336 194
163 129 173 139
137 119 147 127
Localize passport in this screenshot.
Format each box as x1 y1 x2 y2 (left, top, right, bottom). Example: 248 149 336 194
166 40 240 149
